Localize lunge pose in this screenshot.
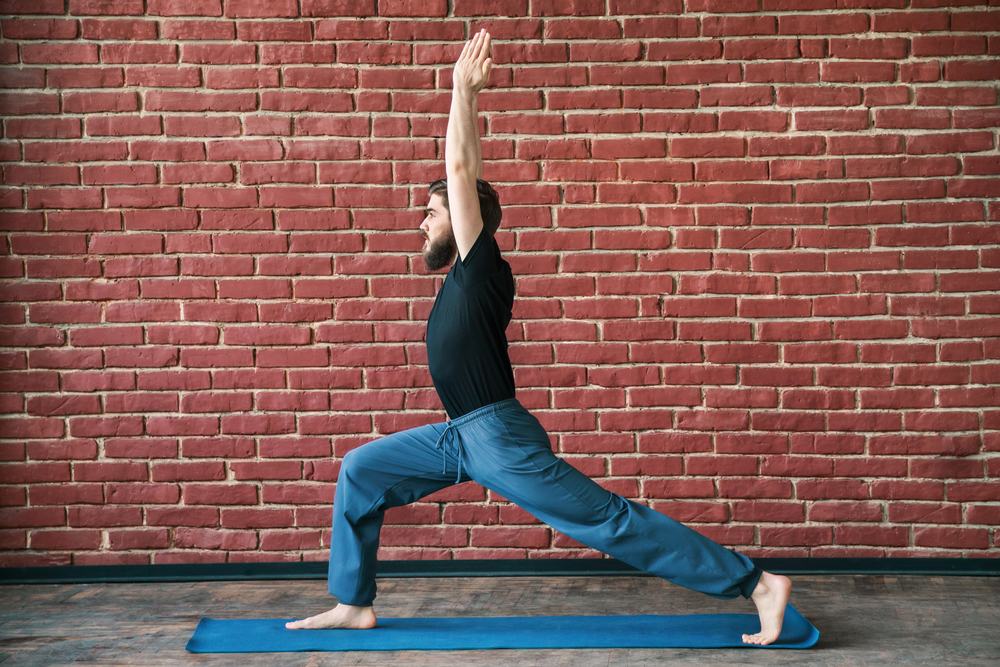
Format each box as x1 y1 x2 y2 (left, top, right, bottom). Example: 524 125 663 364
288 31 792 645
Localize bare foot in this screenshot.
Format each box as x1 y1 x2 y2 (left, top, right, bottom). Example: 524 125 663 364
285 603 377 630
742 571 792 646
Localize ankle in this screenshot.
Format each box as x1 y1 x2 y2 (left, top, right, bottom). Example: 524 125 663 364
752 572 777 599
337 603 375 617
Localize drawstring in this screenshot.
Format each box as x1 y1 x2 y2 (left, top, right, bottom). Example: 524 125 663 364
434 423 464 484
431 399 521 484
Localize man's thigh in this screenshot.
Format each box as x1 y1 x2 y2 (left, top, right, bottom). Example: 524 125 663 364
338 421 464 514
462 408 616 521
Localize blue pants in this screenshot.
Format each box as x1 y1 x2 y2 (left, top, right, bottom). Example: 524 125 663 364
328 399 762 606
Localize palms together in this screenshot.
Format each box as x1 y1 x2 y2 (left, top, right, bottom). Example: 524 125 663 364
454 29 492 94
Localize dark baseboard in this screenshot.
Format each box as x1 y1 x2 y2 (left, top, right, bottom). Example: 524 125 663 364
1 557 998 585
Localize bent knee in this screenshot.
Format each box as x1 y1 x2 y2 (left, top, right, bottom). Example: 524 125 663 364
338 446 379 485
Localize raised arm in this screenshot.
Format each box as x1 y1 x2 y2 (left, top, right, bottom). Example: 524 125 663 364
447 30 492 261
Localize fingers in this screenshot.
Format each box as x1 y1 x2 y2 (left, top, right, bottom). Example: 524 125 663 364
469 29 485 59
453 30 492 92
481 33 492 64
456 30 482 71
466 29 491 65
458 37 472 65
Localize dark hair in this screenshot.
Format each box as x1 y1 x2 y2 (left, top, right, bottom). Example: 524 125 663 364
427 178 502 236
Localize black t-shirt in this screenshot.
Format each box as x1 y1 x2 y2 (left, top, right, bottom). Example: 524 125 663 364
426 227 516 419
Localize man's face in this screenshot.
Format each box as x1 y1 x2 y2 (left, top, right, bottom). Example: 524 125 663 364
420 193 457 271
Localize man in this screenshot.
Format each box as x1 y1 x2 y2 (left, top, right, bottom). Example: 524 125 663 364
288 30 792 646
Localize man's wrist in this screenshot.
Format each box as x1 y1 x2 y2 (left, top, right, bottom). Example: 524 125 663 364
452 87 479 103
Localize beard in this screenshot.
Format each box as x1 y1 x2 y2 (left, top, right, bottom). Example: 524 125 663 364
422 229 458 271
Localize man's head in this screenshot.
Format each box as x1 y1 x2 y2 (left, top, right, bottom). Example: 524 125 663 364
420 178 502 271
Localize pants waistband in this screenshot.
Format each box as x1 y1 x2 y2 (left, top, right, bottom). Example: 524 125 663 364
447 398 522 428
435 398 522 483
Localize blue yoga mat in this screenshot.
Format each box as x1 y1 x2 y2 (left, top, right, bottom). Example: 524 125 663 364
186 604 819 652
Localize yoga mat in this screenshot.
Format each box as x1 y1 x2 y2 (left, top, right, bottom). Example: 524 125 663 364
186 604 819 652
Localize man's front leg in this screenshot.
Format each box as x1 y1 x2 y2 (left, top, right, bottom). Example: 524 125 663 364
295 423 456 627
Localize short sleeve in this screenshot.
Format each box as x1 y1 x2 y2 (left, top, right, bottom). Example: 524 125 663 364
453 226 499 288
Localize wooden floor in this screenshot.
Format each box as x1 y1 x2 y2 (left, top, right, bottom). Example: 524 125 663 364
0 573 997 666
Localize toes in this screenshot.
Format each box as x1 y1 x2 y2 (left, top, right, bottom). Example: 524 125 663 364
742 633 775 646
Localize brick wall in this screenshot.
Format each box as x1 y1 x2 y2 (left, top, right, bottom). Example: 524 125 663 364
0 0 998 567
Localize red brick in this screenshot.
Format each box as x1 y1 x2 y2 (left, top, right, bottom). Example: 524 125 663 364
914 527 989 550
830 38 907 60
108 528 170 550
946 482 1000 503
20 42 99 64
835 525 908 547
160 18 231 39
68 506 142 528
944 60 1000 83
908 132 994 156
2 18 79 39
180 43 257 65
31 529 101 550
145 0 222 16
872 10 947 33
379 526 467 548
954 108 1000 129
778 13 869 35
795 109 869 131
761 526 833 547
732 501 803 523
6 118 82 139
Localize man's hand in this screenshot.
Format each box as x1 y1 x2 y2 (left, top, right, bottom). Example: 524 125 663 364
453 29 492 96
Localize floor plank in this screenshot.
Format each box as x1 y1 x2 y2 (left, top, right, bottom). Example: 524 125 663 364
0 574 997 666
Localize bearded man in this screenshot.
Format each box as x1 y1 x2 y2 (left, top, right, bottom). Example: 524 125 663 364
287 30 792 646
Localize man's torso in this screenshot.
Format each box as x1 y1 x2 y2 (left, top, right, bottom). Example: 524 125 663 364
426 228 516 419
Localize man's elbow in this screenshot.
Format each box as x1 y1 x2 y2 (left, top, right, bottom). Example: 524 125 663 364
446 159 475 179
